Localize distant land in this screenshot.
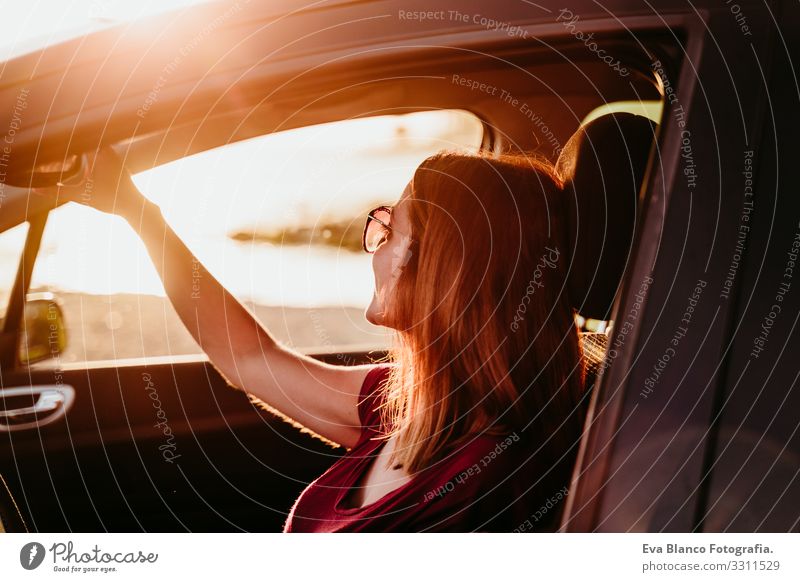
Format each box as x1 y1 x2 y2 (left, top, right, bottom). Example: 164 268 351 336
230 217 363 252
228 203 384 252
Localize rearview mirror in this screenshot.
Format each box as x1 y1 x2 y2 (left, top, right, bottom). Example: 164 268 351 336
18 293 68 366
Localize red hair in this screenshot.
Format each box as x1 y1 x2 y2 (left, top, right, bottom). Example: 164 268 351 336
380 149 585 474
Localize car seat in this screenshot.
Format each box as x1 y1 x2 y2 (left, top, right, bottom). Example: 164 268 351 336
557 112 658 390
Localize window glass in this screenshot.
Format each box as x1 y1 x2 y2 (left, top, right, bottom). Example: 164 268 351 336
581 100 663 126
0 222 29 321
28 110 484 365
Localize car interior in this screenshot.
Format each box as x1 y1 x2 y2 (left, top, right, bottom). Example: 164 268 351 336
0 34 667 532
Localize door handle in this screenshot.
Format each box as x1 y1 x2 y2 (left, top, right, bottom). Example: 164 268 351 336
0 385 75 432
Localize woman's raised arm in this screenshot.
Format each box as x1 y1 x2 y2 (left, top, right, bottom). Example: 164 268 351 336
39 148 376 449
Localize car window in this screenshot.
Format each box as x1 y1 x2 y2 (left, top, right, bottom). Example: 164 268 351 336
0 222 29 321
581 100 663 126
27 109 483 367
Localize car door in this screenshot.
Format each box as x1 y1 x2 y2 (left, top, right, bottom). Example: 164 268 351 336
0 204 365 532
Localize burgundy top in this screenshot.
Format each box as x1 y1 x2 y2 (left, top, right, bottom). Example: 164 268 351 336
283 365 564 532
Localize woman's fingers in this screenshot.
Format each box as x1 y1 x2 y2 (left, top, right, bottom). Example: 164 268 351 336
28 147 145 219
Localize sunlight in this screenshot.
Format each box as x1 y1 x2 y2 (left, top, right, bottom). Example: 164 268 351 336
0 0 216 60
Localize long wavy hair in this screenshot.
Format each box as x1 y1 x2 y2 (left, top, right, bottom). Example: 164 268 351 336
379 149 585 474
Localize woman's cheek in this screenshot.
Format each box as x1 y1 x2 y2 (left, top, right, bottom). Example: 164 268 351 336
366 249 387 322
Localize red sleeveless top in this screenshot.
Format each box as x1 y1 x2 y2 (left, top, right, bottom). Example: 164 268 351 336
283 365 567 532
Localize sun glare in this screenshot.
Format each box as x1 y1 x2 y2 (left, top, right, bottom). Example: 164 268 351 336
0 0 217 60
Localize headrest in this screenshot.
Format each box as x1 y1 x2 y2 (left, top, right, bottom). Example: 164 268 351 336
556 112 657 320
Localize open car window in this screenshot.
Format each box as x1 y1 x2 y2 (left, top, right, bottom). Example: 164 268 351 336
0 222 28 322
27 109 483 366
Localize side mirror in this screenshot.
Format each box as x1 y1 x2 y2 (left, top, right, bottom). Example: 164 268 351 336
18 293 68 366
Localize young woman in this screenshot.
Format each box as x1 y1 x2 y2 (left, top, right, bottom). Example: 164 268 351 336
42 146 585 532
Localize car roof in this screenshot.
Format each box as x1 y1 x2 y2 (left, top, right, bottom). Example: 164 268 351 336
0 0 689 177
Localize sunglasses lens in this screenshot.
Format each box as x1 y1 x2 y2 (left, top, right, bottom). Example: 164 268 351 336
364 208 391 252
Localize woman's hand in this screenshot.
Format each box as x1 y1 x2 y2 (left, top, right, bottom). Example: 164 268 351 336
33 147 151 222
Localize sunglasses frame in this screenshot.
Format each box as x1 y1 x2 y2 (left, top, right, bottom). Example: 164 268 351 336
362 205 394 253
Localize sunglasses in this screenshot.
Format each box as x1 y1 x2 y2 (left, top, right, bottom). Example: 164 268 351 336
362 205 393 253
